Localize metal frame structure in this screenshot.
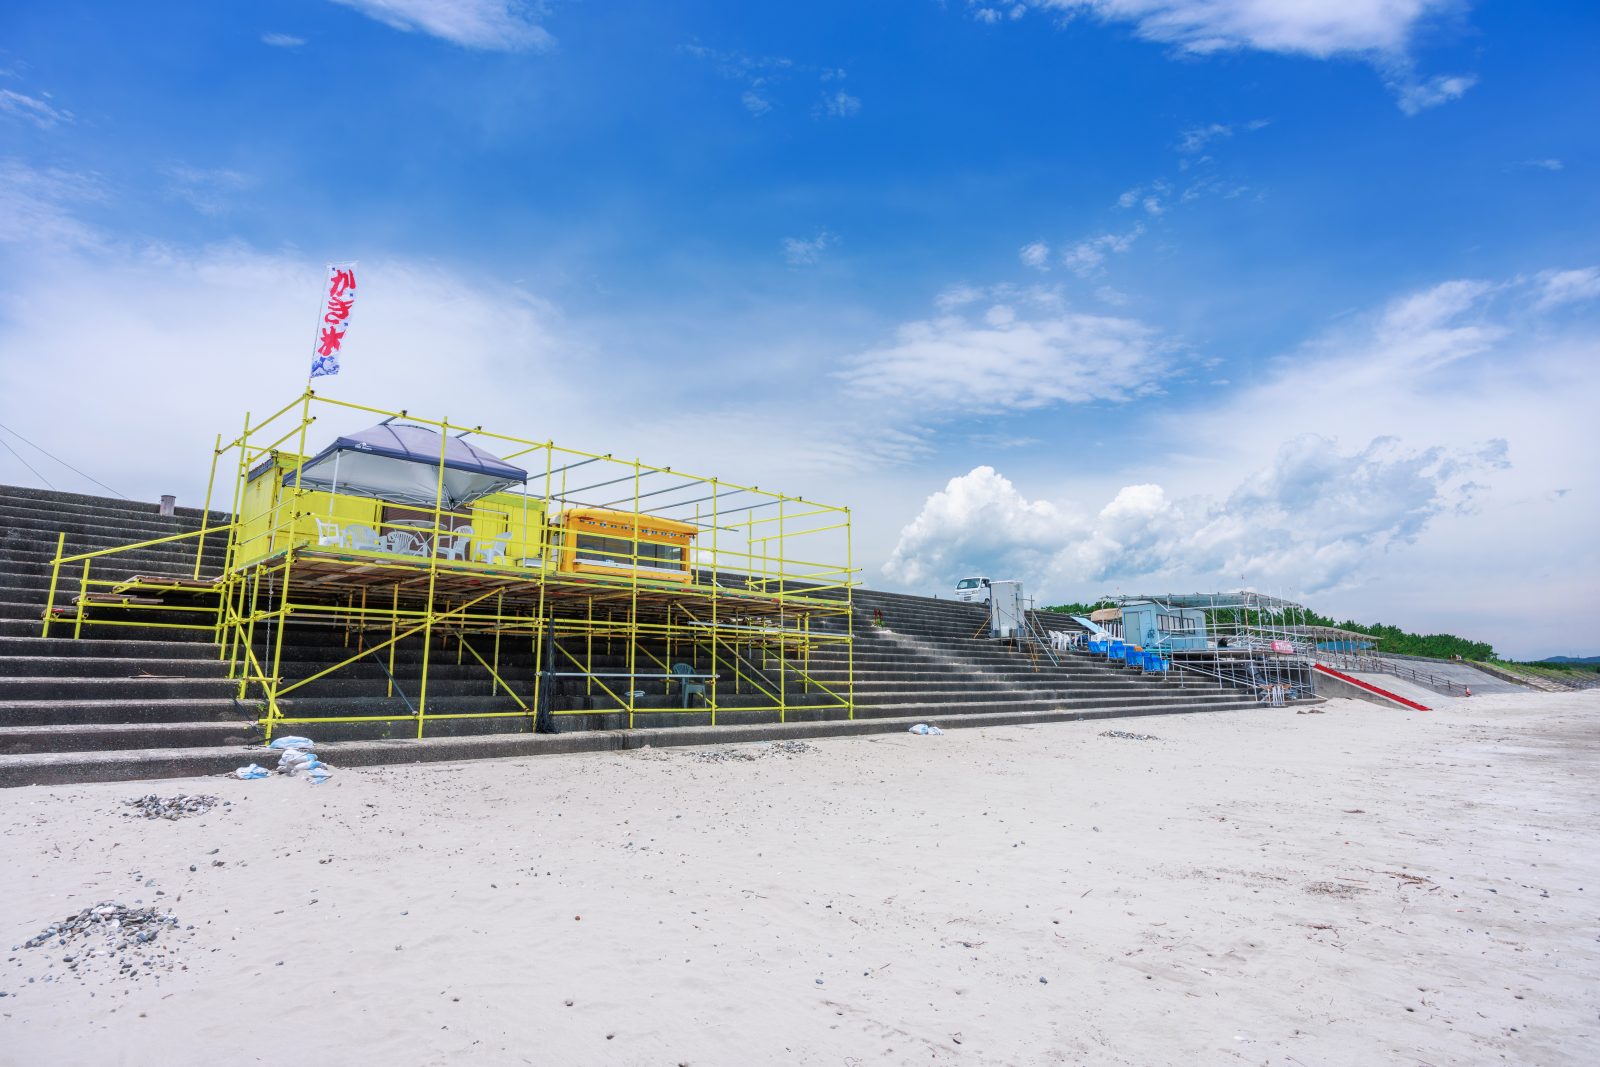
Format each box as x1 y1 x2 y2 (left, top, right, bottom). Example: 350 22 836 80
1084 591 1336 703
42 389 855 740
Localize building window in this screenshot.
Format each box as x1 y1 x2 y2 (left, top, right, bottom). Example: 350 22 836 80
574 533 684 571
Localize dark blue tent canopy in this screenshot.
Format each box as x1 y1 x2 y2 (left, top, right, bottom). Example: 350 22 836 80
292 423 527 508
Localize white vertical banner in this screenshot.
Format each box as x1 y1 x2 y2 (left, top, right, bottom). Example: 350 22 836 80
309 263 358 379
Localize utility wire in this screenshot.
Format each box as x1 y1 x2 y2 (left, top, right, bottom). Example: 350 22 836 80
0 420 128 499
0 434 56 489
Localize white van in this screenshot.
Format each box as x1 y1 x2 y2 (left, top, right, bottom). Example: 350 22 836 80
954 576 991 604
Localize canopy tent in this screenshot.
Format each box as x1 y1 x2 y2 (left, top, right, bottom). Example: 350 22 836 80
291 423 528 509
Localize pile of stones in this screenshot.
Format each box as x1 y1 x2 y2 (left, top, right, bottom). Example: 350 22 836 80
15 902 194 986
1099 730 1160 742
688 739 815 763
121 794 224 820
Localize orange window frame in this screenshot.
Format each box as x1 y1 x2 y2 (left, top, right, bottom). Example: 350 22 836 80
556 508 696 584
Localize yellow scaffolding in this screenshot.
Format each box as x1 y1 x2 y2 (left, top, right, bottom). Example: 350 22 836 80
42 388 856 741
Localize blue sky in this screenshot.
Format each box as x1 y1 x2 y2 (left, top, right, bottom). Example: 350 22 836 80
2 1 1597 657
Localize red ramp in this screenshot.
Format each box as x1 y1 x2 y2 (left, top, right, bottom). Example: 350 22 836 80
1314 664 1431 710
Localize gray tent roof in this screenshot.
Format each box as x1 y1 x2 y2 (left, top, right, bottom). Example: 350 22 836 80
291 423 528 509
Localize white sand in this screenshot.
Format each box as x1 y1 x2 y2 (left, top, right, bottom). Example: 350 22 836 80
3 691 1598 1066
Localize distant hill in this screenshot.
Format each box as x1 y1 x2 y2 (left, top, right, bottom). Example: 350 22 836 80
1539 655 1600 665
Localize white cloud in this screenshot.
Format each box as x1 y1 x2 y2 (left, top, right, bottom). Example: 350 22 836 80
1061 224 1143 277
0 162 588 503
0 89 73 130
0 247 577 504
686 45 857 119
934 284 987 310
0 161 104 248
165 165 253 215
0 161 902 551
1178 122 1232 152
1019 241 1051 270
261 32 306 48
1391 71 1477 115
688 42 870 119
1534 268 1600 311
330 0 552 51
1023 2 1474 113
842 288 1169 414
818 90 862 118
1034 0 1459 58
1175 119 1267 154
886 433 1510 595
783 231 836 266
1162 276 1596 639
1514 158 1563 172
885 466 1074 585
881 271 1599 653
972 5 1028 23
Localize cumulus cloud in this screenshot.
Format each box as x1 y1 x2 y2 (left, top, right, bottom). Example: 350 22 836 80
0 89 73 130
885 434 1509 594
884 466 1075 585
330 0 553 51
742 90 772 116
261 32 306 48
1019 241 1051 270
842 287 1169 414
883 268 1597 650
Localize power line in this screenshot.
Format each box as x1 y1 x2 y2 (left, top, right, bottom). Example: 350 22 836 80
0 420 128 498
0 434 56 489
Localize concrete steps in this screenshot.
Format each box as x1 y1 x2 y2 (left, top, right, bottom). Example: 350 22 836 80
0 486 258 769
0 698 1270 788
0 483 1308 786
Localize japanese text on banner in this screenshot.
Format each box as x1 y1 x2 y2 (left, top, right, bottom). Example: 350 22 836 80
309 264 357 379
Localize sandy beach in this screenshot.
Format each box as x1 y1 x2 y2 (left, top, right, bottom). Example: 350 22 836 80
3 691 1597 1066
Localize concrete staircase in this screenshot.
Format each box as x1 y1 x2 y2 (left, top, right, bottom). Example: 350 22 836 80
1 486 1307 787
830 588 1297 729
0 485 256 783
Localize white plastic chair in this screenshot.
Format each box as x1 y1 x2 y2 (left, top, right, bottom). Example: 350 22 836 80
315 518 342 547
384 529 425 556
474 531 511 565
437 525 474 562
344 525 382 552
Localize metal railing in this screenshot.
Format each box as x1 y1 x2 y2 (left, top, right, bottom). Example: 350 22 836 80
1315 652 1472 697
